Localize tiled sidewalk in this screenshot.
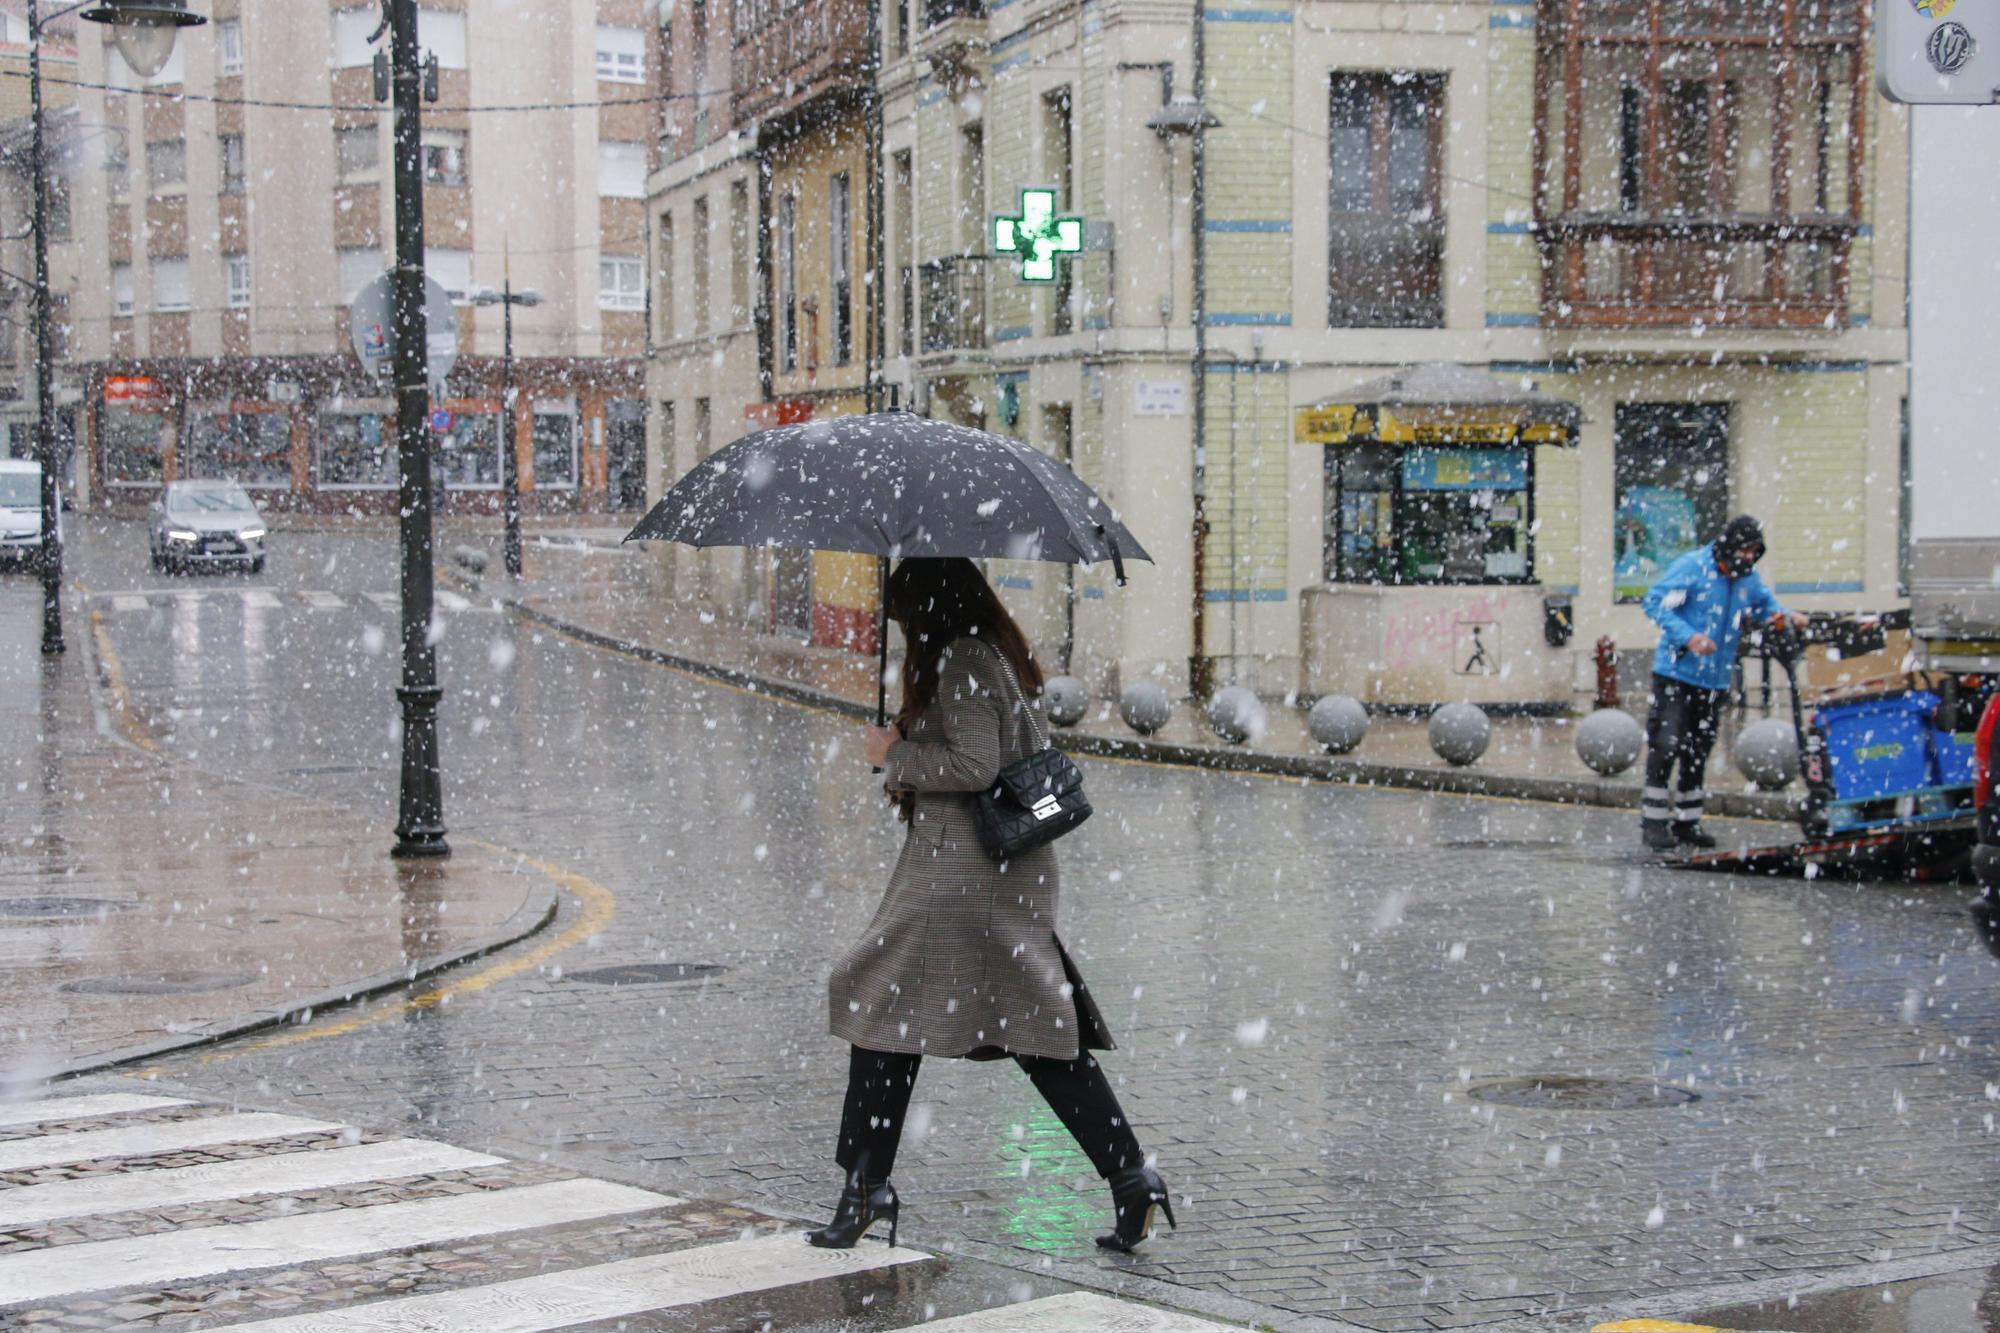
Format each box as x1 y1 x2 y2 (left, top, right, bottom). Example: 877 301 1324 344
454 528 1795 822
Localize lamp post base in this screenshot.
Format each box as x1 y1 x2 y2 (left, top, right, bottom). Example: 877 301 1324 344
392 683 449 860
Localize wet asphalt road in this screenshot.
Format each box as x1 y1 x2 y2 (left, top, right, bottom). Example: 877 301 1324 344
39 516 2000 1331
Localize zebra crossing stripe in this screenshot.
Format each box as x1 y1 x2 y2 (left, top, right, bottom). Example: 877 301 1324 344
0 1177 676 1304
917 1292 1233 1330
0 1137 503 1230
242 590 283 609
194 1231 929 1332
301 590 348 610
0 1093 191 1130
365 592 400 612
110 593 151 613
0 1111 345 1173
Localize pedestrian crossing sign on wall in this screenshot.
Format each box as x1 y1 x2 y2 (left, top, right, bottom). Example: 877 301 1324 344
994 187 1082 283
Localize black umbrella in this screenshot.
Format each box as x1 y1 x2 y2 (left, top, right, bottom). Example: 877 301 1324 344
624 410 1151 723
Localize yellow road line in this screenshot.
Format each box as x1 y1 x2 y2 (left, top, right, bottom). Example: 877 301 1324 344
87 606 158 755
140 842 615 1073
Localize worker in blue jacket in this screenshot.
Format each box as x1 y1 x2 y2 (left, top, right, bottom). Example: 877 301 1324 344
1639 515 1809 851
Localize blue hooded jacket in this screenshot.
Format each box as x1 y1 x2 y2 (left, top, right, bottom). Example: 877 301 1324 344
1642 544 1788 691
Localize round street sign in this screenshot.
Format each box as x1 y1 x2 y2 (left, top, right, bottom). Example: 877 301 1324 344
349 271 461 382
429 408 454 432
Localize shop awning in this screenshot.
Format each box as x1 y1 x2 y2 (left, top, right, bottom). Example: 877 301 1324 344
1295 362 1582 447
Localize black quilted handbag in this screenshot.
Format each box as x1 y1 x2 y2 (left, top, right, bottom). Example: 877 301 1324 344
973 653 1092 860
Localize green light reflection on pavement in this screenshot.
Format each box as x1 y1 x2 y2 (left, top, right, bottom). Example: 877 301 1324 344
996 1103 1098 1248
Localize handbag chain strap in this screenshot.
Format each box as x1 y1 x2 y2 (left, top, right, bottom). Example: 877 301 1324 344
982 641 1048 754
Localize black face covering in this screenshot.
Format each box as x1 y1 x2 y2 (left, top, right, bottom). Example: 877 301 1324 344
1716 517 1766 577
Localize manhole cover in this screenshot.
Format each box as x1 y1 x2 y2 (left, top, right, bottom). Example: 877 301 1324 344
0 896 135 920
61 972 257 996
1466 1076 1700 1111
568 963 728 985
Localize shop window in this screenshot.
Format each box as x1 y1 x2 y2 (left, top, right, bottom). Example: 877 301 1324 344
1328 72 1444 329
1324 444 1533 585
532 405 577 489
437 411 501 488
184 407 290 487
316 406 396 488
1613 402 1729 602
101 403 170 486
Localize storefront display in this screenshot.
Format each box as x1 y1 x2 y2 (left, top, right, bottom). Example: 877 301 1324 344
1324 443 1533 585
436 410 502 488
1613 402 1729 601
316 404 396 488
184 407 292 487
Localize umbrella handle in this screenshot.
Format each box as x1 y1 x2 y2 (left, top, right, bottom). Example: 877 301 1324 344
1097 525 1128 587
876 557 890 727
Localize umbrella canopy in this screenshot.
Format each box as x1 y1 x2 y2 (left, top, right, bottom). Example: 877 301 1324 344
1294 362 1582 445
625 411 1150 578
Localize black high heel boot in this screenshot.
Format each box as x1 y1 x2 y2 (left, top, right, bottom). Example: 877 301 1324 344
806 1176 899 1249
1095 1164 1176 1252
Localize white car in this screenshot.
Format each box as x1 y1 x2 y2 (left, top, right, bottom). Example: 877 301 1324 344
0 458 58 563
149 479 268 574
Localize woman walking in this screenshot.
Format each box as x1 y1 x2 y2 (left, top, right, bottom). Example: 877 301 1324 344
809 557 1174 1253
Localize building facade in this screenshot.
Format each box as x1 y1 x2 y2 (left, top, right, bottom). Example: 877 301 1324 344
658 0 1906 705
0 3 82 483
67 0 658 515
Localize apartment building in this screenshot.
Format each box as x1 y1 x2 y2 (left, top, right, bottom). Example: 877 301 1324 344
68 0 656 514
656 0 1908 705
0 2 81 481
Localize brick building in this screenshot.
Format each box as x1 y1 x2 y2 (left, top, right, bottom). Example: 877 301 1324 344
66 0 658 516
654 0 1907 703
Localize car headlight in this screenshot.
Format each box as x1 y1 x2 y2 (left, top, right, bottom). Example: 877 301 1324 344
240 527 266 541
167 529 199 543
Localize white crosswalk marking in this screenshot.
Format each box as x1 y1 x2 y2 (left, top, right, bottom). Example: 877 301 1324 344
301 590 348 610
109 593 151 613
203 1232 929 1332
0 1111 344 1173
0 1138 502 1230
242 589 283 609
0 1093 190 1129
0 1178 676 1304
0 1097 1208 1329
917 1293 1232 1330
365 592 400 612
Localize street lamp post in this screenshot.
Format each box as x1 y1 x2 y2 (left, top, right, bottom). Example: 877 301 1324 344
471 278 540 578
26 1 204 655
384 0 448 858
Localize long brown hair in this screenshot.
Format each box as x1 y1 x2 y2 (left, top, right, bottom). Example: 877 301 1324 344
886 560 1044 817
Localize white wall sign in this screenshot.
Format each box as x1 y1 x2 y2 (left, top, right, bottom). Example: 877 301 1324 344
1879 0 1998 104
1134 379 1186 417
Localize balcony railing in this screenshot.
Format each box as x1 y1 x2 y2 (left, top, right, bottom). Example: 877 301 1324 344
1539 214 1858 329
731 0 870 124
920 256 987 354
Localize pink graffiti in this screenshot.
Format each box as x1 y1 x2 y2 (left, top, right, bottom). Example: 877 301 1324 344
1381 591 1507 672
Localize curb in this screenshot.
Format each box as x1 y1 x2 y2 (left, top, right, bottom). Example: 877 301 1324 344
51 876 561 1083
457 571 1795 822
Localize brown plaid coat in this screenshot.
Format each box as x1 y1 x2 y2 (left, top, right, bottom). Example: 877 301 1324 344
828 634 1114 1061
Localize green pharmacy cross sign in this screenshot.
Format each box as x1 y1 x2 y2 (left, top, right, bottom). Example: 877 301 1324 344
994 187 1082 283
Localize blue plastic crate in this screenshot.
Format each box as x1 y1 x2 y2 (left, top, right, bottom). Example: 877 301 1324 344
1933 728 1978 787
1815 692 1939 801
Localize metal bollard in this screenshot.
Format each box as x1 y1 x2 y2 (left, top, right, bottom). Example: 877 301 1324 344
1594 635 1619 710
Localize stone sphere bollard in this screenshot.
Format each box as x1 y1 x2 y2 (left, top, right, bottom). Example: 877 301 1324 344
1733 717 1800 791
1307 695 1370 754
1205 686 1267 745
1119 681 1173 736
1043 675 1088 727
1428 702 1492 767
1575 707 1644 777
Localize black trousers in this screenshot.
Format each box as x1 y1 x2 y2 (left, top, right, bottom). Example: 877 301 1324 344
1644 672 1724 825
833 1044 1144 1180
